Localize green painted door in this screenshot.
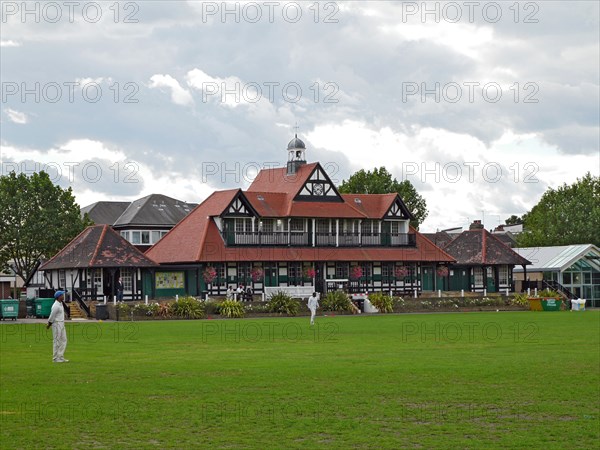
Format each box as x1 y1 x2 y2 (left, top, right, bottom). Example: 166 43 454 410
422 266 434 291
381 222 391 246
264 264 278 287
450 268 470 291
486 269 496 293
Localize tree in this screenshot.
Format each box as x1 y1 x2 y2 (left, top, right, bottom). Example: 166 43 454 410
0 171 92 285
517 173 599 247
338 167 428 228
504 214 523 225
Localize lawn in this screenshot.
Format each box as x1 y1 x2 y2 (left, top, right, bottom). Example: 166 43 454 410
1 311 599 449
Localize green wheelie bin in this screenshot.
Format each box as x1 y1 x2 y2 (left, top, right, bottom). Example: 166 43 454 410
0 299 19 321
35 298 55 318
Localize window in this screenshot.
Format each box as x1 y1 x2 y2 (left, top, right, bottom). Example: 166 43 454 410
361 263 372 279
160 231 168 239
336 263 349 279
382 263 394 278
235 218 252 233
131 231 141 244
316 219 330 233
237 263 251 281
499 266 508 285
290 218 304 232
390 222 399 234
215 264 226 287
362 220 378 235
120 231 129 241
151 231 161 243
59 270 66 288
563 272 572 284
474 268 483 285
288 263 302 280
121 268 133 292
260 219 274 233
141 231 150 244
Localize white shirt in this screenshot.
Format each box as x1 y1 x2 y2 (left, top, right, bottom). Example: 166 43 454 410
308 295 319 310
48 300 65 324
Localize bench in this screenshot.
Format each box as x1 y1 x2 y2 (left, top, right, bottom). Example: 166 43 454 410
263 286 314 301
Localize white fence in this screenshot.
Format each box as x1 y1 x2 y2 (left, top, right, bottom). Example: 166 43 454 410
263 286 314 300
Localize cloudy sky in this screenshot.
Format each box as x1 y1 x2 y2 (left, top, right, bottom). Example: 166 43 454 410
1 1 598 231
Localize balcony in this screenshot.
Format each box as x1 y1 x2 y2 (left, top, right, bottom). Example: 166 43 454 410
222 230 416 248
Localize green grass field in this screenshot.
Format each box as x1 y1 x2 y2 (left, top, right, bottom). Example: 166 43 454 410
1 311 599 449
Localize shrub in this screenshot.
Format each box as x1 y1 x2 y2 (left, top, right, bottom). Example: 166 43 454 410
169 296 205 319
157 302 171 318
368 292 394 313
266 291 299 316
116 302 131 314
217 300 245 318
511 293 529 306
321 291 352 312
538 289 560 298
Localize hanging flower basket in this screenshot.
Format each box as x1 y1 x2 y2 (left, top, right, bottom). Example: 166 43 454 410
203 266 217 284
250 267 264 282
395 266 410 278
304 267 316 278
436 266 449 277
350 266 363 280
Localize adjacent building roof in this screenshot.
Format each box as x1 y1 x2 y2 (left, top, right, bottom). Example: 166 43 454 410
40 225 158 270
513 244 600 272
81 194 196 228
443 228 531 266
421 231 454 249
113 194 196 228
81 201 130 225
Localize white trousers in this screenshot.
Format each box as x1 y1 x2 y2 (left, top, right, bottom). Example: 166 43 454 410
309 307 316 324
52 322 68 361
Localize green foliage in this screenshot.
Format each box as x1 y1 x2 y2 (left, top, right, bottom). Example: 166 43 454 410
367 292 394 313
321 291 352 312
338 167 428 229
0 171 92 282
169 296 205 319
217 300 245 318
504 215 523 225
266 291 299 316
511 293 529 306
538 289 560 298
517 173 600 247
116 303 131 315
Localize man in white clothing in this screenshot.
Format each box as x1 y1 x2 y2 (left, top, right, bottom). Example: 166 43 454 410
46 291 68 363
308 292 320 326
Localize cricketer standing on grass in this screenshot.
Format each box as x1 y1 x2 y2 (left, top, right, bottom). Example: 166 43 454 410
46 291 69 363
308 292 320 326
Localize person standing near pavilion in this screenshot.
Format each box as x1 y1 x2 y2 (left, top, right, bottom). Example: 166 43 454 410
308 292 320 326
46 291 69 363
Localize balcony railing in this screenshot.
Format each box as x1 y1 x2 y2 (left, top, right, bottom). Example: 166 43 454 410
222 230 416 247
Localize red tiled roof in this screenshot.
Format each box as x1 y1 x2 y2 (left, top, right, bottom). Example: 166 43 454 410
245 192 289 217
145 189 239 264
247 163 318 195
444 229 531 265
41 225 157 270
341 193 397 218
151 218 454 264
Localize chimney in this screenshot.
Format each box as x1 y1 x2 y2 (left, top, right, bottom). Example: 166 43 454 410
469 220 484 230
